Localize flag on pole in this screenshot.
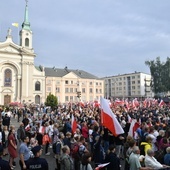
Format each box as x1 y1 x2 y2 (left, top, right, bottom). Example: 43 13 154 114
128 119 140 137
12 23 19 27
71 114 77 134
100 97 124 136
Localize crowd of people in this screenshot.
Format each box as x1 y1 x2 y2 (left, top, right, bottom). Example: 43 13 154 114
0 98 170 170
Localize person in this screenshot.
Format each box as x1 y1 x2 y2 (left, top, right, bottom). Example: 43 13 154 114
125 139 136 170
26 145 49 170
105 145 121 170
8 129 18 170
140 136 152 155
2 125 9 156
54 132 64 170
0 145 10 170
17 122 26 142
80 152 93 170
115 133 125 159
19 136 30 170
60 145 73 170
164 147 170 166
93 135 105 167
145 149 167 169
129 146 152 170
2 114 10 129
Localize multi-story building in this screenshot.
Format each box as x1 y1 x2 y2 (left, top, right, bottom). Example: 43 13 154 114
104 72 152 99
0 3 104 105
45 67 104 103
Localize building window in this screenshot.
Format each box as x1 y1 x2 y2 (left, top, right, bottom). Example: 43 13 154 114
132 86 135 90
132 76 135 79
65 80 68 84
65 88 69 93
96 89 98 93
74 88 78 92
132 81 135 84
96 82 98 85
70 96 73 101
25 38 29 47
132 91 135 95
89 96 93 101
138 80 140 84
65 96 69 102
4 69 12 87
70 88 73 93
35 81 41 91
119 82 122 85
99 89 102 93
89 88 93 93
71 81 73 84
89 82 93 85
56 87 60 93
82 88 86 93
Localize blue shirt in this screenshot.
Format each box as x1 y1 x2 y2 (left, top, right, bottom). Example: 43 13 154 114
19 142 30 161
164 153 170 166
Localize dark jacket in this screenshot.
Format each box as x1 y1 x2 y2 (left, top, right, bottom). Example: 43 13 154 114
26 157 48 170
105 152 120 170
0 157 11 170
93 136 105 165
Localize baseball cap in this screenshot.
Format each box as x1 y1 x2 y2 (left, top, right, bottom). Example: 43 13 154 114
31 145 42 155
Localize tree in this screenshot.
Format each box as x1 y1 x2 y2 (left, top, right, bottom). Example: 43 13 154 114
145 57 170 96
45 93 58 109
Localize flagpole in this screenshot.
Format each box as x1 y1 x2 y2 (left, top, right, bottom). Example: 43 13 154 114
17 26 19 45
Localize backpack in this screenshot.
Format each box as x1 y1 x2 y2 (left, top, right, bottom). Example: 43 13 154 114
53 140 62 154
71 143 80 160
139 143 146 156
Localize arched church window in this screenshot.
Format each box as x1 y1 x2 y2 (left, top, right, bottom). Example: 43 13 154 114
4 69 12 87
25 38 29 47
35 81 41 91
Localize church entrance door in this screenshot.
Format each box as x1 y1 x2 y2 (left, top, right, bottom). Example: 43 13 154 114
4 95 11 106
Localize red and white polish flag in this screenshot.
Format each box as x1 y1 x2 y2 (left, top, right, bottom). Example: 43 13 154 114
71 114 77 134
100 97 124 136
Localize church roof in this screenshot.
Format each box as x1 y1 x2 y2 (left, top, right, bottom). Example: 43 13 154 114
45 67 100 79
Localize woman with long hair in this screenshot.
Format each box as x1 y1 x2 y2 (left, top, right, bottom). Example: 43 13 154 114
80 152 93 170
8 128 18 169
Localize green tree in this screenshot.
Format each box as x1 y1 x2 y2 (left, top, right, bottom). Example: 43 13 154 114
45 93 58 109
145 57 170 95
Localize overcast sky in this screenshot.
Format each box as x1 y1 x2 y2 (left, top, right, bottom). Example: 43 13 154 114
1 0 170 77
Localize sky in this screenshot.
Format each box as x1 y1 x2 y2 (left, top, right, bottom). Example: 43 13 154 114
1 0 170 78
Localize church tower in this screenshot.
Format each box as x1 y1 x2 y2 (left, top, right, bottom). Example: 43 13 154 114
20 1 33 52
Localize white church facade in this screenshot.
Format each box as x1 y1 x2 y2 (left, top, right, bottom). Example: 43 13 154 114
0 4 45 105
0 3 104 106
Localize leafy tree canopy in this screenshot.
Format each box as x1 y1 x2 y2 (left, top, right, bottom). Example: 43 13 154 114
45 93 58 109
145 57 170 95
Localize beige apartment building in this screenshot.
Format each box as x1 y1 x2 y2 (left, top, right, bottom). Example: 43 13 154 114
0 3 104 105
45 67 104 103
104 72 152 99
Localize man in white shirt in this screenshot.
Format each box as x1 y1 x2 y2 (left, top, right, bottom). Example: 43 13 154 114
145 149 167 169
